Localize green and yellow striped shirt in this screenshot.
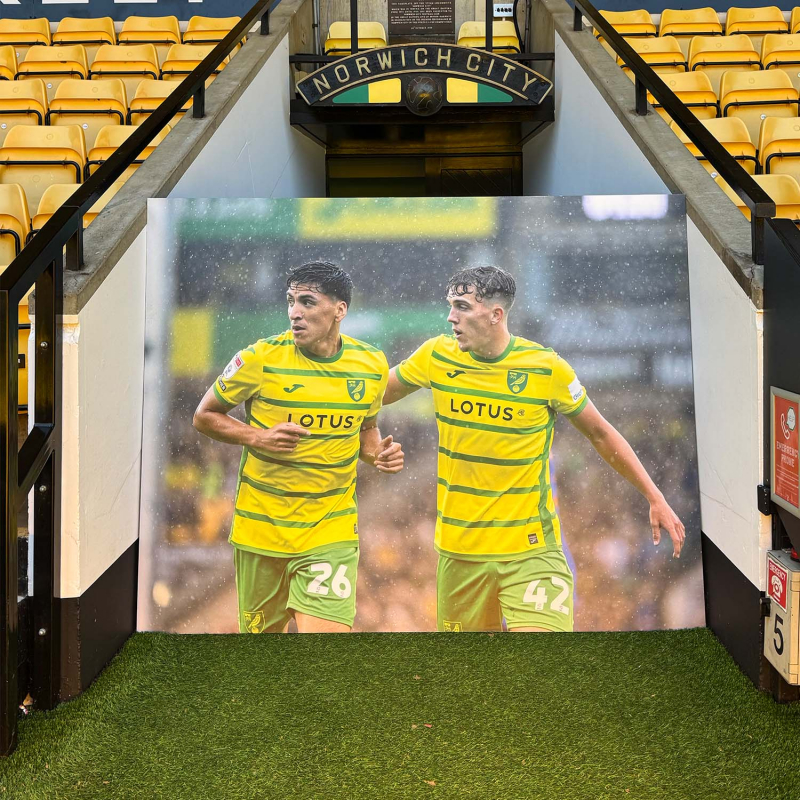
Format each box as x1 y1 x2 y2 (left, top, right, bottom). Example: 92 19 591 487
212 330 388 557
396 334 587 561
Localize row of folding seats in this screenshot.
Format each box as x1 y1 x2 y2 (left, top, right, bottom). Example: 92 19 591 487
0 180 115 257
322 20 522 56
620 33 800 93
0 123 169 221
717 172 800 219
0 43 228 104
0 16 241 64
669 114 800 176
643 68 798 142
0 78 188 148
600 6 796 45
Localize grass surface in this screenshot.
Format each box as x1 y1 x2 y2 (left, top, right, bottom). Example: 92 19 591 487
0 629 799 799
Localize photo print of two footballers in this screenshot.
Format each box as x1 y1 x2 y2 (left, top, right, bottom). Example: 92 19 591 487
138 195 703 634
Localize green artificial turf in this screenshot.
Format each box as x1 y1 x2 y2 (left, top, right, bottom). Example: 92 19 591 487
1 629 799 799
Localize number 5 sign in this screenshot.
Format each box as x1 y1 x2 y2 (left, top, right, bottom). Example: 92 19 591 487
764 551 800 685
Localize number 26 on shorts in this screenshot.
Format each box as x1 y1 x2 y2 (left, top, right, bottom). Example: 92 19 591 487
306 562 352 599
523 577 570 615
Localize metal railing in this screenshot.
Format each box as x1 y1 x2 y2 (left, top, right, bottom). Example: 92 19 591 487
573 0 776 265
0 0 276 758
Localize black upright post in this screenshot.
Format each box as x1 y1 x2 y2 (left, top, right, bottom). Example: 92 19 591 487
486 0 494 52
31 256 61 710
0 287 19 757
350 0 358 54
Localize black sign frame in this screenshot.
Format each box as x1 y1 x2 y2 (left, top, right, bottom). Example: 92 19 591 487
297 44 552 108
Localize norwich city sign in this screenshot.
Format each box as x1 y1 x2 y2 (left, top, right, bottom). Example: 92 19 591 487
297 44 552 116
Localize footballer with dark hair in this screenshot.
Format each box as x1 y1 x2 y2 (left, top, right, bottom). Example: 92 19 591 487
193 261 404 634
382 265 684 633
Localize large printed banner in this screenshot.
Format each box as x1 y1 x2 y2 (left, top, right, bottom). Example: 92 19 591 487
139 196 703 633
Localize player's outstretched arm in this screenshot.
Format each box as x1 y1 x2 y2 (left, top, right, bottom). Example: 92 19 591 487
193 388 310 453
382 368 421 406
568 400 686 558
358 419 404 473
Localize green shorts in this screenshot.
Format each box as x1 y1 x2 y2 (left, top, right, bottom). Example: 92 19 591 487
437 550 574 632
234 545 359 633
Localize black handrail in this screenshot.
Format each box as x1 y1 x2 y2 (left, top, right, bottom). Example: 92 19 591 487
573 0 776 265
0 0 276 759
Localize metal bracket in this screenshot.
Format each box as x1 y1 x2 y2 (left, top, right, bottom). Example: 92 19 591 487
758 484 772 516
761 594 772 618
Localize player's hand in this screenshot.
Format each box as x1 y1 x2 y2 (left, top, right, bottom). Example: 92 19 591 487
374 435 404 474
254 422 310 453
649 495 686 558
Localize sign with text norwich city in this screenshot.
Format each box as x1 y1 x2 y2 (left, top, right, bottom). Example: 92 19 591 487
296 44 552 115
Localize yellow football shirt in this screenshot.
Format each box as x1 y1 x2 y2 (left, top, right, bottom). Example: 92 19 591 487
212 330 388 557
395 334 587 561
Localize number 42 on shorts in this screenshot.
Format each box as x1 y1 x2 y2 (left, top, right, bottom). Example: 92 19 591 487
523 577 570 615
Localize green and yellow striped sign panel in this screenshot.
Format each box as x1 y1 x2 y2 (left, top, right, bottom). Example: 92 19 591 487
446 78 512 104
332 78 401 104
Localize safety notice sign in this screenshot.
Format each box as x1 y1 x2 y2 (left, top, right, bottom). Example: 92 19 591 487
772 387 800 516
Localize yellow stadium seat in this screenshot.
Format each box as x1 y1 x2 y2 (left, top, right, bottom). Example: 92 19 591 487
659 8 723 57
719 69 798 143
716 173 800 220
48 79 127 153
0 80 47 146
456 21 521 53
0 46 17 82
0 124 86 217
28 180 120 237
53 17 116 63
726 6 788 52
0 183 29 264
762 34 800 91
669 116 757 174
792 8 800 34
160 44 228 85
128 80 190 127
17 45 89 103
689 34 761 94
86 124 171 180
89 44 159 102
759 117 800 179
597 9 657 36
0 19 50 63
184 16 243 53
119 16 181 66
29 183 80 239
324 21 388 56
651 71 718 121
595 10 656 56
618 36 687 76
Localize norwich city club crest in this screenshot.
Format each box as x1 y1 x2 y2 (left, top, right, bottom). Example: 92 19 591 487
243 611 266 634
507 371 528 394
347 379 365 401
